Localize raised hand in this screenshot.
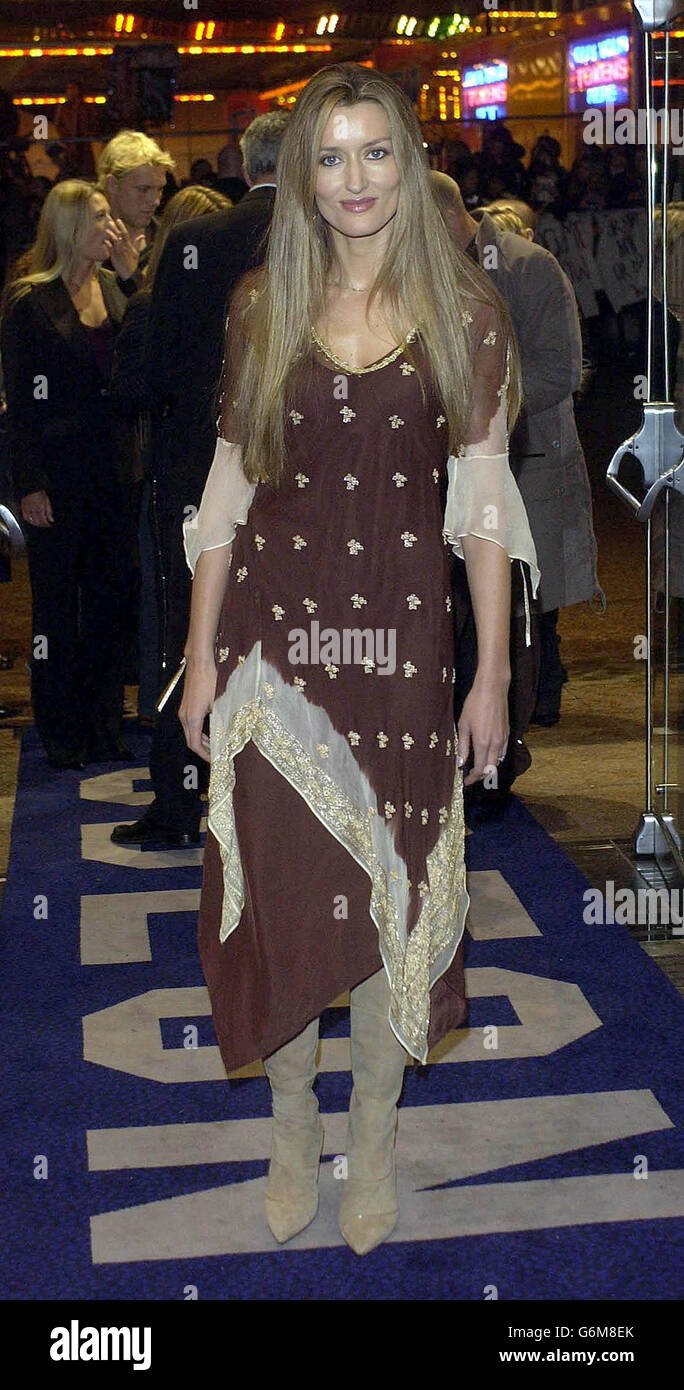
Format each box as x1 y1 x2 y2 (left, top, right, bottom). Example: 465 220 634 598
104 219 146 280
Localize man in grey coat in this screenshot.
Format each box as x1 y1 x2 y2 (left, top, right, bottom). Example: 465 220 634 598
431 173 602 734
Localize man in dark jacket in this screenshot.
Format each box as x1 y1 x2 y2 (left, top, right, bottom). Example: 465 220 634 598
431 172 601 795
112 111 288 848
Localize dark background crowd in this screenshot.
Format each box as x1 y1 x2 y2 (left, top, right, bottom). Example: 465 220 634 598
0 78 656 290
0 74 677 842
438 122 649 215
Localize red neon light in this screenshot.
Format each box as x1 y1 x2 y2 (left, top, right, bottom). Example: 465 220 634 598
462 81 507 108
569 55 629 95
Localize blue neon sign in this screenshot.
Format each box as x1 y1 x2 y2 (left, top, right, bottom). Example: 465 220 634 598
463 61 508 89
570 32 630 68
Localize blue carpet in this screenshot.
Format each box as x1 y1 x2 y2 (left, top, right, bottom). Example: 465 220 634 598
1 727 683 1300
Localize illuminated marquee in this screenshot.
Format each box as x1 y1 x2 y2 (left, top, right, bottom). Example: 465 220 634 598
461 60 508 120
568 30 630 111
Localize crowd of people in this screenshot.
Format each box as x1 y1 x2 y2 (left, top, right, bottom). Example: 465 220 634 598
0 73 676 762
440 122 648 214
0 99 615 787
0 57 678 1257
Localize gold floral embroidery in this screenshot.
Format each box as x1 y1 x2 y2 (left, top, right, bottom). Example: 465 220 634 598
208 694 466 1062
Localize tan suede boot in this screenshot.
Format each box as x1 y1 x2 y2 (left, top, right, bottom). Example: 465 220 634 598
339 966 408 1256
263 1016 323 1243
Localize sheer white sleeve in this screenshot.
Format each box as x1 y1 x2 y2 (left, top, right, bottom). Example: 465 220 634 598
183 435 256 578
443 304 541 600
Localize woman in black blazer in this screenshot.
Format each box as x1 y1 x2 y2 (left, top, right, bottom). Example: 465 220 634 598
1 178 142 767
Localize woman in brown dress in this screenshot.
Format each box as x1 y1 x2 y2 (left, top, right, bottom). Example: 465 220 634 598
179 63 539 1255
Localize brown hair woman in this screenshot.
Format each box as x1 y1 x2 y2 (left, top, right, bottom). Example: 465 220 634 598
179 63 539 1255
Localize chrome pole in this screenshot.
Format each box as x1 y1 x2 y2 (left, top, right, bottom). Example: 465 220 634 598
607 2 684 862
662 29 671 811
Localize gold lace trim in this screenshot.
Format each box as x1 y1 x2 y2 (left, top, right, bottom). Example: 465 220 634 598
310 323 418 376
208 695 466 1062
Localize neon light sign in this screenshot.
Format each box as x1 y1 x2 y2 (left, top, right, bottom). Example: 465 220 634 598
463 61 508 88
568 30 630 111
585 84 621 106
462 61 508 119
570 33 629 66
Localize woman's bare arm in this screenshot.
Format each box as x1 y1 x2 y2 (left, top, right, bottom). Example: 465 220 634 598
457 535 511 786
179 543 234 761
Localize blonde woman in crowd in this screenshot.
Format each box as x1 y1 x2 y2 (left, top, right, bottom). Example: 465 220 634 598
0 180 139 766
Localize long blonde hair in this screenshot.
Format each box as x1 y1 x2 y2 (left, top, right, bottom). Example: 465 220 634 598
221 62 521 486
3 179 100 311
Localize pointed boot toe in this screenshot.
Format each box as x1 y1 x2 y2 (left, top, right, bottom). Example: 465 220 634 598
264 1115 324 1243
339 1211 398 1256
265 1158 321 1243
338 1172 398 1255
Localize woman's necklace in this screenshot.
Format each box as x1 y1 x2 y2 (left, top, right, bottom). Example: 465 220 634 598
310 322 417 376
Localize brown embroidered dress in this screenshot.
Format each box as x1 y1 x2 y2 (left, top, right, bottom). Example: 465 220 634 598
184 286 539 1071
